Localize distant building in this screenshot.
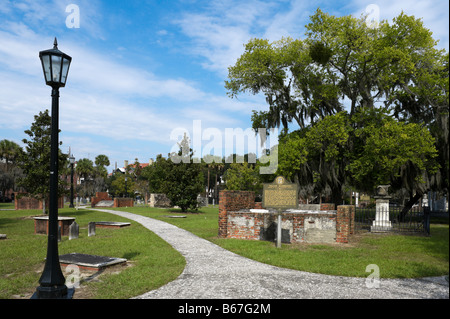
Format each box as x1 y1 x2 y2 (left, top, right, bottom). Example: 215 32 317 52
112 159 154 176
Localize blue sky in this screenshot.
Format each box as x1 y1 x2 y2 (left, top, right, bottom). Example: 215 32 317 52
1 0 448 172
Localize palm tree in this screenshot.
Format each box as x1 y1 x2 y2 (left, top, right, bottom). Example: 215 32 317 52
0 139 23 172
95 154 110 168
0 139 23 201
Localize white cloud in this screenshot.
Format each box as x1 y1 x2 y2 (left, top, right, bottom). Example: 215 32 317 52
2 0 447 170
175 0 448 79
262 0 311 41
351 0 449 50
173 0 285 76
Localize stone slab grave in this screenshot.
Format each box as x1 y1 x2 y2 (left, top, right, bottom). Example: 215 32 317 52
94 221 131 229
59 253 127 271
0 234 7 240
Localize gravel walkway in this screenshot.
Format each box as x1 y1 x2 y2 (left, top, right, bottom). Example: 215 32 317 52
92 208 449 299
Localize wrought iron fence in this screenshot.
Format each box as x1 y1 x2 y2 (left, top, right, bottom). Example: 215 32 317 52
355 206 430 235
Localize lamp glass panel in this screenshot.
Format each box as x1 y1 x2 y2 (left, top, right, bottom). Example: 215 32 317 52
61 57 70 85
51 55 62 83
41 55 51 82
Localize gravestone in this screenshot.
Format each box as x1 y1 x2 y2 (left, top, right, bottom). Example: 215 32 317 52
262 176 299 248
88 222 96 237
0 234 6 240
371 185 392 232
69 221 79 240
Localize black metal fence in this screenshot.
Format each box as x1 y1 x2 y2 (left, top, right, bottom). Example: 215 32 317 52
355 206 430 235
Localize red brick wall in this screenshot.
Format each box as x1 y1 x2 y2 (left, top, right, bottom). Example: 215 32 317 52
227 211 337 243
15 193 64 210
336 205 355 243
91 192 112 207
113 198 134 207
219 190 355 243
227 212 265 240
254 202 263 209
218 190 256 238
320 203 335 210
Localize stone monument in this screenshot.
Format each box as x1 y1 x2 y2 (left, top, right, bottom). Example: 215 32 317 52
371 185 392 232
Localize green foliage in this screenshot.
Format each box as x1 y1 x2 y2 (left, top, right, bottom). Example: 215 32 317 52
76 158 94 179
277 109 440 201
0 139 23 167
277 133 308 181
223 163 262 192
141 154 172 194
305 111 351 161
111 175 135 198
95 154 110 168
141 135 204 212
17 110 68 206
165 134 204 212
348 112 439 190
94 154 110 178
0 139 24 200
75 155 110 197
227 8 448 201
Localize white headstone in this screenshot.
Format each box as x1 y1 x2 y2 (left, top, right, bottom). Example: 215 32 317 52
88 222 96 237
69 221 79 240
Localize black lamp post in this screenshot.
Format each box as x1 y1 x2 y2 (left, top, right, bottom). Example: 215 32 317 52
125 177 128 198
32 38 73 299
69 154 75 208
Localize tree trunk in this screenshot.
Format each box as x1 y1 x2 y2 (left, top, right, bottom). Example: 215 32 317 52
330 187 344 208
398 192 422 222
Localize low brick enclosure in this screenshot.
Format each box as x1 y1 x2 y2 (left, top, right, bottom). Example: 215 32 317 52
14 193 64 210
91 192 112 207
113 197 134 207
90 192 133 208
219 190 355 244
33 216 75 236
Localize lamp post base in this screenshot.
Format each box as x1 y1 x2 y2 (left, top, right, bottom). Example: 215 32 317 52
31 286 75 299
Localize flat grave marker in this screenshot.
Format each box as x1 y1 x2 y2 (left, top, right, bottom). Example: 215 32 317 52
59 253 127 271
94 221 131 229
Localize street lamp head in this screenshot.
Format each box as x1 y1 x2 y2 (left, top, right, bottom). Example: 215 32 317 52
69 154 75 164
39 38 72 88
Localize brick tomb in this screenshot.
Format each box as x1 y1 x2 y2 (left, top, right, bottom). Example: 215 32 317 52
219 190 354 244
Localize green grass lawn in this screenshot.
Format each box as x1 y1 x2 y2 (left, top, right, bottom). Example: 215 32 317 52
1 204 448 299
0 207 185 299
113 205 449 279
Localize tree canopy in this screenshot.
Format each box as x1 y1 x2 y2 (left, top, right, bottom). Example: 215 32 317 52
141 135 204 212
226 8 448 207
17 110 68 211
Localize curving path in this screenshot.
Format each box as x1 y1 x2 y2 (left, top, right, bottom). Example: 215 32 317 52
91 208 449 299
